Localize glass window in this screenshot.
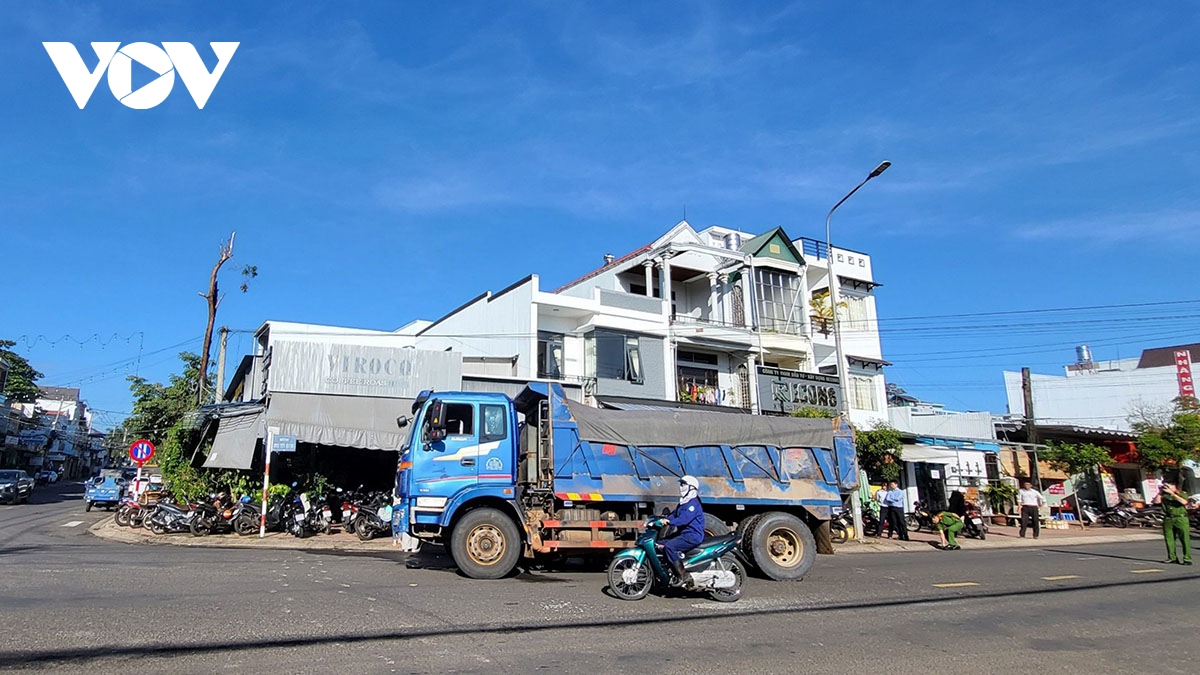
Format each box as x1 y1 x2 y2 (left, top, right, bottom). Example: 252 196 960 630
444 403 474 436
537 331 563 379
592 330 644 384
625 337 643 384
755 268 801 334
843 295 871 330
849 375 878 412
481 404 507 442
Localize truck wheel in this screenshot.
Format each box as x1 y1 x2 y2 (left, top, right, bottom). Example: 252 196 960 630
703 513 730 537
749 512 816 581
85 501 93 512
450 508 521 579
736 515 765 571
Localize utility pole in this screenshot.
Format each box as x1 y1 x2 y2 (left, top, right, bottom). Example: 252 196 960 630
214 327 229 404
1021 366 1038 478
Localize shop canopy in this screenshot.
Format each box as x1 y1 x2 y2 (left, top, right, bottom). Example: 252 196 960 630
202 393 413 470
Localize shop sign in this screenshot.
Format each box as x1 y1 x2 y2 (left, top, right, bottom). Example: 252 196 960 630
1047 482 1065 495
1175 350 1196 399
756 366 841 415
1100 467 1120 508
269 339 463 399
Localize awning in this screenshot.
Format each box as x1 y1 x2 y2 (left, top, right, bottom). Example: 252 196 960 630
204 405 265 470
901 445 958 464
266 392 412 452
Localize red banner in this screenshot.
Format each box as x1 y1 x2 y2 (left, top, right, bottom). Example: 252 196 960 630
1175 350 1196 399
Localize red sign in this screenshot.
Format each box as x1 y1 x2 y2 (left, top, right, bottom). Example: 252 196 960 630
129 439 156 466
1175 350 1196 399
1047 482 1065 495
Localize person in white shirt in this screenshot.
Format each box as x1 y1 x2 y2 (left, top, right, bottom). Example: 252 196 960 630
1017 481 1046 539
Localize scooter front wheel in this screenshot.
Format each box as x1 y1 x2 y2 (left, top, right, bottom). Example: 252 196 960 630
709 554 745 603
607 556 652 601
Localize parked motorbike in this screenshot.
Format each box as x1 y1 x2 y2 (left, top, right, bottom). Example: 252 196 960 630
189 493 240 537
114 496 148 528
607 516 745 602
145 496 195 535
234 495 289 536
962 504 988 540
352 491 393 542
904 500 935 533
284 492 317 538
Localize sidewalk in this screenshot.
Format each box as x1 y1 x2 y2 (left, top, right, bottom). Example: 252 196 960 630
835 521 1160 554
90 517 402 552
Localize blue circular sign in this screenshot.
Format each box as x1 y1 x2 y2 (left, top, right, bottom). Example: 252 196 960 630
129 439 155 463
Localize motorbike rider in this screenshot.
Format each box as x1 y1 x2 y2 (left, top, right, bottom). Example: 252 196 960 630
655 475 705 585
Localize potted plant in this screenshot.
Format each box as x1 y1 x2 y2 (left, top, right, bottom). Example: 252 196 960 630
983 482 1018 526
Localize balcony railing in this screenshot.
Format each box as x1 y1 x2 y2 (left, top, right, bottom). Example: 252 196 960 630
799 238 829 260
670 313 752 330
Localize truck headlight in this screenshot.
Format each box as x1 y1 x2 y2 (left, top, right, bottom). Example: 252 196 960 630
415 497 447 509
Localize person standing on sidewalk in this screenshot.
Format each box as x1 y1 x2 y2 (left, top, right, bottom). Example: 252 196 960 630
880 481 909 541
1153 480 1192 566
1018 481 1046 539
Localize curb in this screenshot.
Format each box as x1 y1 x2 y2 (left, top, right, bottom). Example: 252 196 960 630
88 517 401 553
834 531 1160 554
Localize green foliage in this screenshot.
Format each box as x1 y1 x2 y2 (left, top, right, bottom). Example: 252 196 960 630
1044 440 1111 476
155 423 209 502
1132 397 1200 471
790 407 835 419
0 339 44 403
856 424 903 482
983 482 1018 514
267 483 292 500
119 351 211 448
239 264 258 293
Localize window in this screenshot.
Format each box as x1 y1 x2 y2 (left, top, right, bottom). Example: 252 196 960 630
755 268 801 333
590 330 644 384
480 404 507 443
849 375 878 412
842 295 871 330
444 403 474 436
677 350 719 403
537 331 563 379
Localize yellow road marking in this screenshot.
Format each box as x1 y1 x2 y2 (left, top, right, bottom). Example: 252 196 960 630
1041 575 1079 581
932 582 979 588
1130 568 1163 574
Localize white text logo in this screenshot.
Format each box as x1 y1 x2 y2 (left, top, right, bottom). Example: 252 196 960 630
43 41 239 109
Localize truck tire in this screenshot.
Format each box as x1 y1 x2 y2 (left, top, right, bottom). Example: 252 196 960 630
736 514 766 571
749 512 816 581
450 508 522 580
703 513 730 537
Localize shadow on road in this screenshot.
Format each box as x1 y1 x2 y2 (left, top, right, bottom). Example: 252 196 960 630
3 570 1196 668
1042 548 1164 564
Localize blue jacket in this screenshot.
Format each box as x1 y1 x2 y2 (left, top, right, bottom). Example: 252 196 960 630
666 497 705 546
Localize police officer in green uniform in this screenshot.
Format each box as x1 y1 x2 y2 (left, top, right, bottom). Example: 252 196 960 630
1154 480 1192 565
932 511 964 550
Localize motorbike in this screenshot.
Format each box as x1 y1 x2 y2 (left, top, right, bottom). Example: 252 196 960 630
831 507 880 542
114 496 149 528
606 517 745 602
145 496 195 535
189 493 241 537
352 491 393 542
962 504 988 540
234 495 289 536
284 492 317 538
904 500 935 533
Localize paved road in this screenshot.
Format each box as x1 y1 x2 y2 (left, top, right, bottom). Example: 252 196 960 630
1 483 1197 673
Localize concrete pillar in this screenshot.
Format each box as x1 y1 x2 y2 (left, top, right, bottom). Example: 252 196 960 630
660 255 672 318
708 272 719 323
718 272 730 324
642 260 654 297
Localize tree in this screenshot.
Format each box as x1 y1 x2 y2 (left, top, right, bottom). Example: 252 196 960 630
0 340 44 403
790 407 835 419
1132 397 1200 472
808 290 846 336
124 352 211 447
1043 440 1111 477
856 424 903 482
197 234 257 404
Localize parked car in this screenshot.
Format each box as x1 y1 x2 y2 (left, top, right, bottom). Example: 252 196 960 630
35 470 59 485
84 473 127 511
0 470 34 504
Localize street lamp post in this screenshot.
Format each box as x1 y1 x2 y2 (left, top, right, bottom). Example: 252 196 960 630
824 160 890 542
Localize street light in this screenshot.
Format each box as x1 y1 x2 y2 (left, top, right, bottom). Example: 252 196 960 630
824 160 891 417
824 160 890 543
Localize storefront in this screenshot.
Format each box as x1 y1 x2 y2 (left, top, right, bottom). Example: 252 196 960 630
901 439 1000 513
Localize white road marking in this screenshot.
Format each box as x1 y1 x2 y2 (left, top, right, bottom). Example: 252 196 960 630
62 521 84 528
1131 568 1164 574
932 582 979 588
1042 575 1080 581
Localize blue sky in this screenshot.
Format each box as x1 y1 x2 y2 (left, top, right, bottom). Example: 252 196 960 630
3 2 1199 427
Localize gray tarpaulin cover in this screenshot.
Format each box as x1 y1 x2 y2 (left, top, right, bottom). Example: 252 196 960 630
266 392 412 451
204 405 265 469
566 399 835 449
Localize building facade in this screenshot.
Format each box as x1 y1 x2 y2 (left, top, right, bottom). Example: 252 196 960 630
414 220 889 427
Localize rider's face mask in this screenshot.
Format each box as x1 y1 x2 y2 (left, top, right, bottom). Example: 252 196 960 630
678 482 690 498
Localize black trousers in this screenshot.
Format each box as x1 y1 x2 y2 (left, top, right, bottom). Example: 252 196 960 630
883 505 908 540
1020 505 1040 538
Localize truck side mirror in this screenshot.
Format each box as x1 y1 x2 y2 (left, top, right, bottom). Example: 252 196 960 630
396 415 411 429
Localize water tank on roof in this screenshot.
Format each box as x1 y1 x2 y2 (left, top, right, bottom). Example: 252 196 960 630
723 233 743 250
1076 344 1093 364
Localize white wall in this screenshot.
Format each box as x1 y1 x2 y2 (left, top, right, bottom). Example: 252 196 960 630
416 279 537 377
1003 366 1181 431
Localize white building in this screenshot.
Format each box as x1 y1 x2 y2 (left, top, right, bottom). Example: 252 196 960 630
414 220 889 427
1003 343 1200 432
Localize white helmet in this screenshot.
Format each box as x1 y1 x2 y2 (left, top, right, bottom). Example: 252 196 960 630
679 475 700 490
678 475 700 504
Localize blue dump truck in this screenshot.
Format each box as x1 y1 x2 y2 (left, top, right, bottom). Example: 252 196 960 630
394 383 857 580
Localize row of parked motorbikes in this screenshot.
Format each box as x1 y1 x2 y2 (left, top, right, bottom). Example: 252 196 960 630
831 499 989 543
1076 499 1200 529
112 487 395 541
